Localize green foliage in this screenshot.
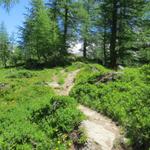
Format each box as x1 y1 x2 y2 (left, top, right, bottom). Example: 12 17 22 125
0 0 149 67
70 64 150 150
9 46 23 66
76 128 87 145
0 22 9 67
75 63 109 85
70 127 87 146
6 70 36 78
20 0 53 62
76 0 98 58
0 96 83 149
0 66 84 149
1 0 149 67
140 64 150 83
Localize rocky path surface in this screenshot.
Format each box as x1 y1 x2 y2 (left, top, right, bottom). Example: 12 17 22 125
47 69 80 96
49 69 122 150
78 105 122 150
58 69 80 96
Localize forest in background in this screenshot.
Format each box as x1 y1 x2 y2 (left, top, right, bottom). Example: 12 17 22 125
0 0 150 150
0 0 150 69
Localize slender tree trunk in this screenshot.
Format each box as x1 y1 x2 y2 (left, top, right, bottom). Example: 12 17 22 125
63 5 68 54
3 58 7 68
3 46 7 68
53 1 57 21
83 38 87 58
37 50 41 61
103 18 107 66
118 1 122 59
110 0 118 69
43 54 48 63
36 40 41 62
103 34 107 66
118 0 127 64
51 1 58 52
2 53 7 68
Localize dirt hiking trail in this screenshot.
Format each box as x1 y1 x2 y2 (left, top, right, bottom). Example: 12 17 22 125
49 69 123 150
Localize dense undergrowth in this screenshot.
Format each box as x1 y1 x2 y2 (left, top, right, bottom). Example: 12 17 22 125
70 64 150 150
0 64 84 149
0 62 150 150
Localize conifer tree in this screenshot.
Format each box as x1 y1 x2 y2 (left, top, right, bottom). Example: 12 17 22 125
20 0 52 62
0 22 10 67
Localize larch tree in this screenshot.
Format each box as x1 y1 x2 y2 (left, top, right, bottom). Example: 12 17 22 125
0 22 10 67
98 0 149 68
20 0 52 62
76 0 99 58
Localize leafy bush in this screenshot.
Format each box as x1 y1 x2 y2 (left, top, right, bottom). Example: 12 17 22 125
0 66 84 150
140 64 150 83
70 64 150 150
6 70 36 78
0 95 84 149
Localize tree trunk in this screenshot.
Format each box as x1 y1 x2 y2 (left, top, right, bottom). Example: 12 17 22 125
118 0 126 64
3 59 7 68
2 54 7 68
110 0 118 69
63 5 68 54
53 1 57 21
103 17 107 66
36 40 41 62
83 38 87 58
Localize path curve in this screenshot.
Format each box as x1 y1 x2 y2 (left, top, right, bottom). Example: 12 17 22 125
78 105 122 150
49 69 123 150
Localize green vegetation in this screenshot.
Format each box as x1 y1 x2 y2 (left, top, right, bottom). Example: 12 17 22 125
70 64 150 150
0 0 150 68
0 66 84 149
0 0 149 149
0 22 9 68
0 61 149 149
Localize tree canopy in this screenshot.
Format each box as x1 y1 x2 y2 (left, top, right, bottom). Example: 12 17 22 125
0 0 149 68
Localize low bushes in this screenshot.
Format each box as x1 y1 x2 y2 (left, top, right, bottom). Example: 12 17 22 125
0 66 85 150
70 64 150 150
0 96 84 149
6 70 36 78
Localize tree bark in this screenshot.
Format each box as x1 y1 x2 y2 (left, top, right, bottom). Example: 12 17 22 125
63 5 68 54
103 17 107 66
83 38 87 58
110 0 118 69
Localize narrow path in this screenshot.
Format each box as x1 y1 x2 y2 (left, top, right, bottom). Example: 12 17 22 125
47 69 80 96
49 69 122 150
58 69 80 96
78 105 122 150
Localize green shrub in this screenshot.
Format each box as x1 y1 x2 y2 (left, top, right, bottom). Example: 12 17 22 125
0 66 85 150
140 64 150 83
70 65 150 150
6 70 36 78
0 96 84 149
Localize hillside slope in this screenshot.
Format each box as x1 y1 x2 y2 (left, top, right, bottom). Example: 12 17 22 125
0 62 149 150
70 63 150 150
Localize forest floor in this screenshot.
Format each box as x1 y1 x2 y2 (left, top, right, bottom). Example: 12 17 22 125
49 69 123 150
